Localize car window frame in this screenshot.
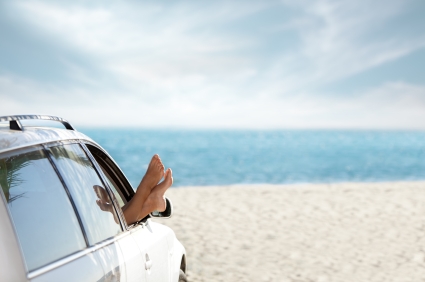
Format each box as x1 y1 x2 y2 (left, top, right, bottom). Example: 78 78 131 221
82 141 150 229
45 140 127 234
84 141 135 200
43 143 92 247
79 142 129 231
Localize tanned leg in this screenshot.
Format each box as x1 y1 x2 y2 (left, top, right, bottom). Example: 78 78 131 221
122 155 165 224
138 168 173 218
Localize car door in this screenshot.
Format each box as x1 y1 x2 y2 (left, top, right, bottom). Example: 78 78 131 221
0 146 105 282
132 221 172 282
85 143 172 282
48 142 146 282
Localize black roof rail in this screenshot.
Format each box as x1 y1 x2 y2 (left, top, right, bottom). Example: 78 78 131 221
0 115 75 131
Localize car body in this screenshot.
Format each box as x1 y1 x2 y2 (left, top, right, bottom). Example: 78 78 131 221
0 115 186 282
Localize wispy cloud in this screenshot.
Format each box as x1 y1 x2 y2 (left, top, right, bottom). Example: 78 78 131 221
1 0 424 128
268 0 425 92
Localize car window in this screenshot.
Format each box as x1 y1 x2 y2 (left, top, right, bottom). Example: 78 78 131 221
95 166 128 226
86 145 132 209
0 147 86 271
99 167 126 208
49 144 122 245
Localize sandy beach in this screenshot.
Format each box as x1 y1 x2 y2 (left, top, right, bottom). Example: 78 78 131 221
157 182 425 282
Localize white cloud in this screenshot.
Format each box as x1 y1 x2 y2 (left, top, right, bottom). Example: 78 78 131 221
2 73 424 129
12 1 264 56
270 0 425 91
1 0 424 129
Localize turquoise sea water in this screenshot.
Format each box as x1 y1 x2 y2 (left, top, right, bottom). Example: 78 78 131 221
81 129 425 188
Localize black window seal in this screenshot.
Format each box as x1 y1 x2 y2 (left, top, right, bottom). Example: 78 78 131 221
84 141 135 200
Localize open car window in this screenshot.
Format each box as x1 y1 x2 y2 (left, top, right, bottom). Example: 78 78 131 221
85 144 134 209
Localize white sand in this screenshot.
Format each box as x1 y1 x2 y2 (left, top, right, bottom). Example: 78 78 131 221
156 182 425 282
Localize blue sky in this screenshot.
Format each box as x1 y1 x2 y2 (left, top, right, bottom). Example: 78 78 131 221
0 0 424 129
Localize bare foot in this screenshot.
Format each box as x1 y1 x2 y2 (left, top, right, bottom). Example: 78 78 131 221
137 154 165 192
145 168 173 212
121 156 167 224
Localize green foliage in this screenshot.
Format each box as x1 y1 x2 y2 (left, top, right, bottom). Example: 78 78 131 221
0 150 43 203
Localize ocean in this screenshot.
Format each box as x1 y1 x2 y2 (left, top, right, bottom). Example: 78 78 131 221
81 129 425 188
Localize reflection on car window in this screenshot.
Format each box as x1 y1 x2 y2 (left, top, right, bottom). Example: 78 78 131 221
49 144 122 245
100 166 126 208
87 146 128 209
0 147 86 271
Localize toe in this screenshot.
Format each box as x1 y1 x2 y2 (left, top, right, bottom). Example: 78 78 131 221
151 154 159 164
165 168 173 184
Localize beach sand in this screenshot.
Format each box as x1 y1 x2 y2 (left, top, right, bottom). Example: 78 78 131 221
156 182 425 282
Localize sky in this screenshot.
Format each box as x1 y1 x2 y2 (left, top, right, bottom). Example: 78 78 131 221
0 0 424 129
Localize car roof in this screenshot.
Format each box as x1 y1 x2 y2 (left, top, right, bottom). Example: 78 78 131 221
0 124 93 154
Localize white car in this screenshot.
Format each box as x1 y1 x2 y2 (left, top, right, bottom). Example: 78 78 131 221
0 115 187 282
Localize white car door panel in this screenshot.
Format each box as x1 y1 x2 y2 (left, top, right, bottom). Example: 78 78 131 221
116 231 147 282
95 242 126 282
132 221 171 282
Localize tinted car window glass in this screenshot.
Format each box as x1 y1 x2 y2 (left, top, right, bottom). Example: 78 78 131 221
100 166 126 208
49 144 121 244
0 147 86 271
87 145 129 208
97 167 129 226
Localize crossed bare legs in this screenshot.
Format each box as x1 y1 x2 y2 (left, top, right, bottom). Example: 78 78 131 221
95 154 173 225
122 155 173 224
